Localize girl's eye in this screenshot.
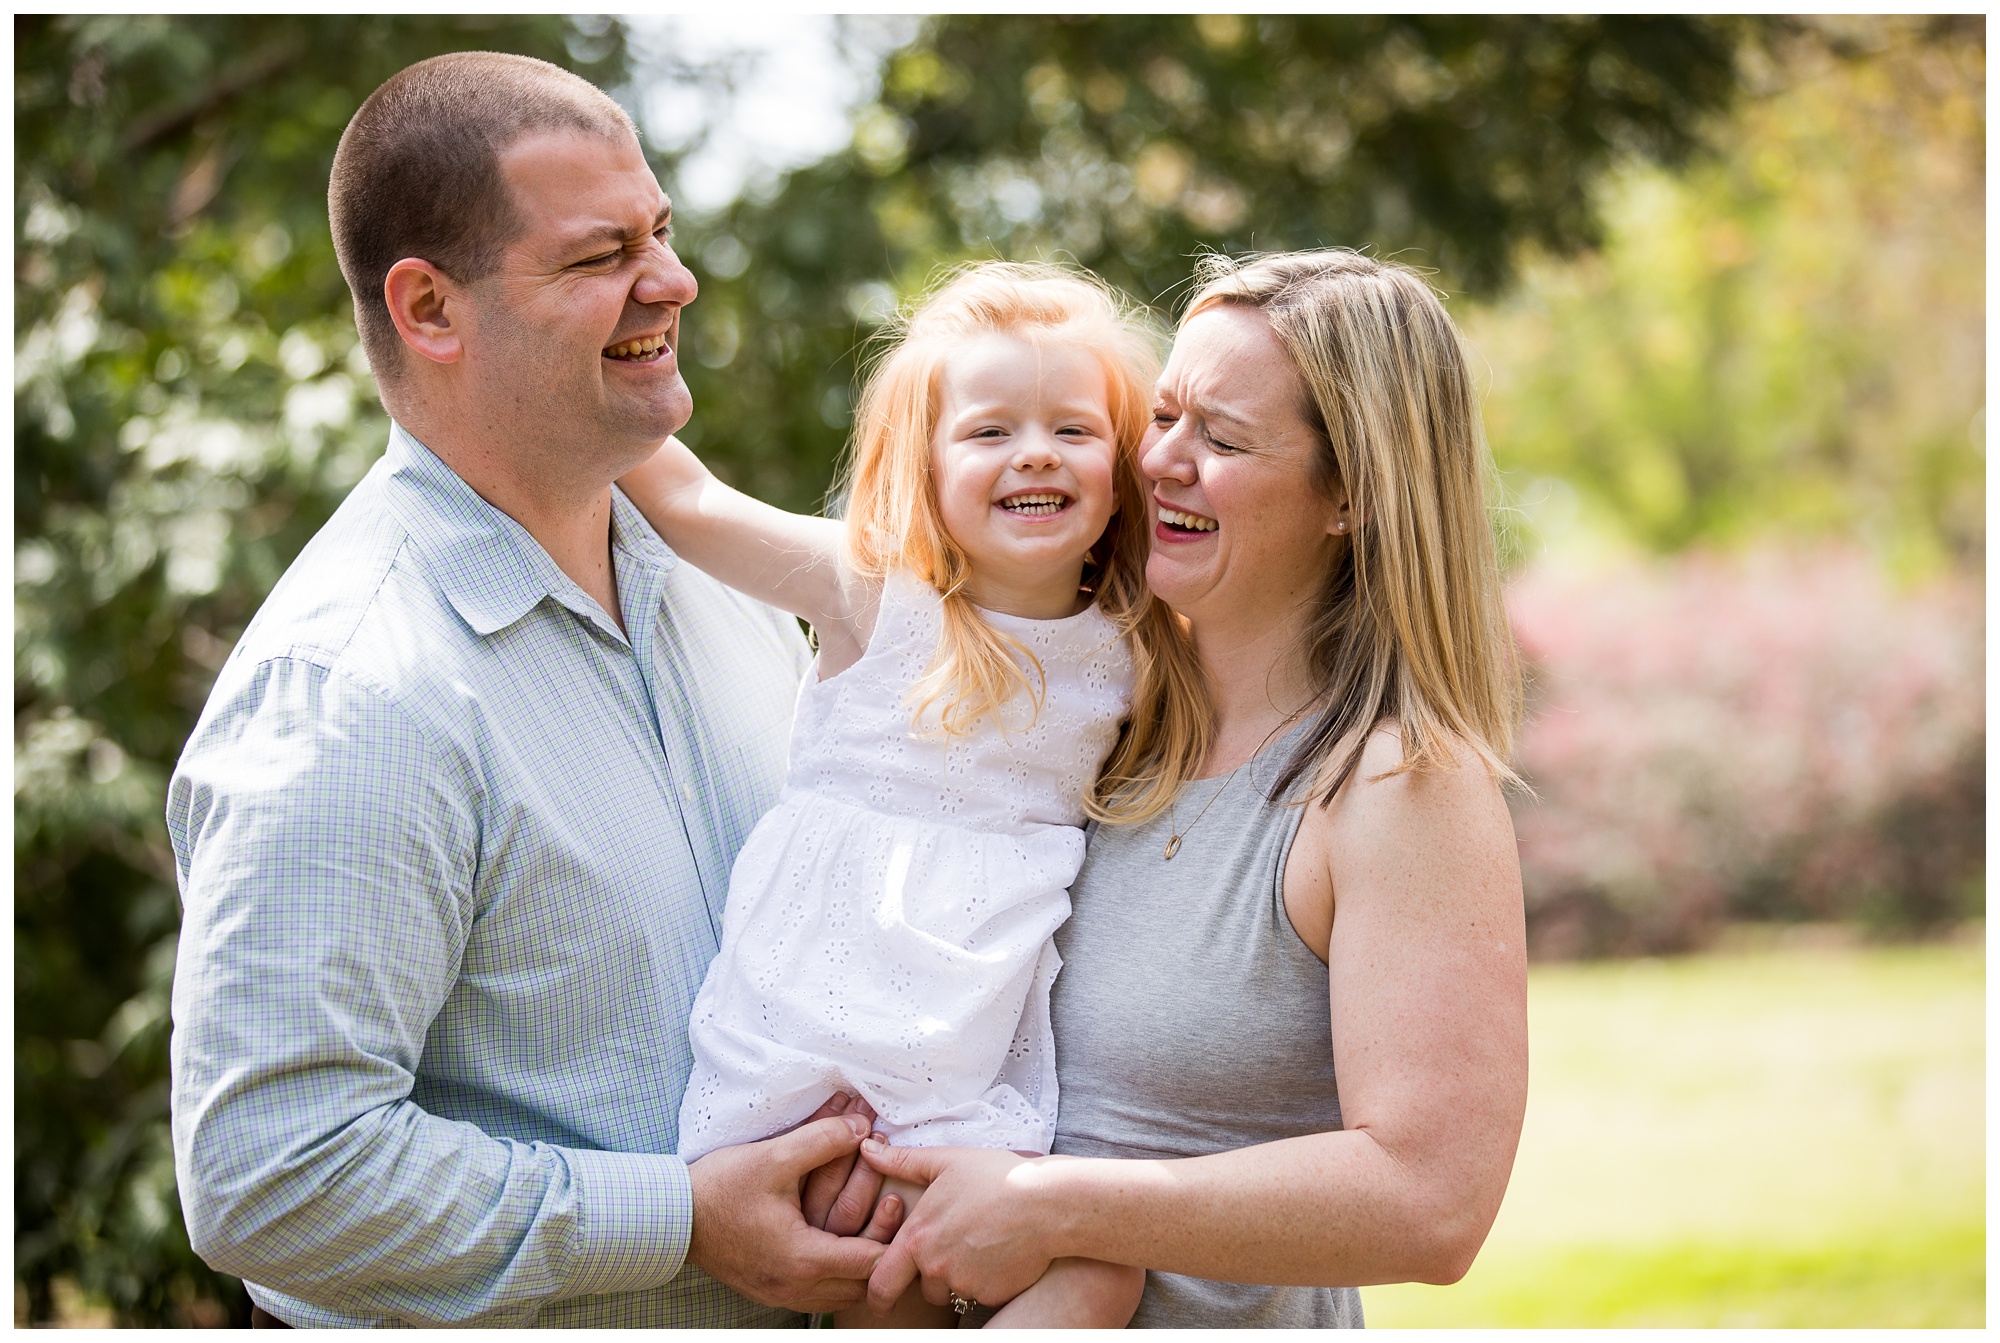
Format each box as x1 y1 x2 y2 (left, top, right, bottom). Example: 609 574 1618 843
1151 410 1178 427
1208 433 1241 453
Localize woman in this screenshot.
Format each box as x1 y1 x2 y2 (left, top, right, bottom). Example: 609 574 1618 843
857 249 1530 1327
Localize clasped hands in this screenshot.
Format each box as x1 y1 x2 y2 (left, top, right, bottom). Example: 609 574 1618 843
685 1091 1056 1315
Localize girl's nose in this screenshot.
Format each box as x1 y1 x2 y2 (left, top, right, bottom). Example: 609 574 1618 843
1012 430 1062 468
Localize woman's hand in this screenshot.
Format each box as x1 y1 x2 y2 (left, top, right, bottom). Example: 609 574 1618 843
857 1140 1060 1313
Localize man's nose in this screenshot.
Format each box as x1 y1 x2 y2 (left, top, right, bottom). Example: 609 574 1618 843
634 238 698 309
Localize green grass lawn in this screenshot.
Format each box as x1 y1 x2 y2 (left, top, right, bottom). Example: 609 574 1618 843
1363 936 1985 1327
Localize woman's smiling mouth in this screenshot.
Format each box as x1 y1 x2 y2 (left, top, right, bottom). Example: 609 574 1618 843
604 332 669 362
1157 505 1217 533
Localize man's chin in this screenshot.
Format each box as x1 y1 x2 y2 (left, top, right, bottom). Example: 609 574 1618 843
610 384 694 456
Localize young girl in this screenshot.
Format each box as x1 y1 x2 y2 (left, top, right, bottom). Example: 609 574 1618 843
619 263 1205 1327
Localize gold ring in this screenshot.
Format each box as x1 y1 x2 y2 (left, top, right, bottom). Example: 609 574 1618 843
949 1292 978 1316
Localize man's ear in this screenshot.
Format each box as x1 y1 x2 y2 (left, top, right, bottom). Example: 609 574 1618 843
383 259 466 366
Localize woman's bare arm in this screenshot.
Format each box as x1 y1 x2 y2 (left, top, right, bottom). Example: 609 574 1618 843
618 437 876 671
860 729 1528 1307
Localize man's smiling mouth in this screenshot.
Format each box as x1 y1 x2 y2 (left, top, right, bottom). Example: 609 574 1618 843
604 333 669 362
999 492 1071 516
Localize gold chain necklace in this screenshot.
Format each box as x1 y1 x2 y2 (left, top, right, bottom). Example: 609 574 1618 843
1163 766 1242 860
1162 710 1308 861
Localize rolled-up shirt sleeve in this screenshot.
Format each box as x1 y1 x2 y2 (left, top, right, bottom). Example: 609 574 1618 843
167 654 691 1325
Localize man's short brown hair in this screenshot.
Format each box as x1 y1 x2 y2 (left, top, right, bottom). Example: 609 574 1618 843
329 51 637 378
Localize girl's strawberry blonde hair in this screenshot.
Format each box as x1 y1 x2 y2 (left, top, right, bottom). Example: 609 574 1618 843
839 260 1209 824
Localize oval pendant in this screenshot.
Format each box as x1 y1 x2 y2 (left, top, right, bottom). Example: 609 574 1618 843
1163 834 1183 860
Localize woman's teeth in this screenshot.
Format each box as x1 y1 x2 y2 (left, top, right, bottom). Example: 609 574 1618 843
1001 493 1069 516
1159 507 1217 532
605 333 669 361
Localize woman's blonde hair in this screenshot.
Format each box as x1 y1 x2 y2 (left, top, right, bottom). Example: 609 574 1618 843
1180 249 1523 803
840 260 1209 824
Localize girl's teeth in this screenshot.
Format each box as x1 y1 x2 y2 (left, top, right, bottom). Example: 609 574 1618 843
1160 507 1217 532
1002 494 1068 515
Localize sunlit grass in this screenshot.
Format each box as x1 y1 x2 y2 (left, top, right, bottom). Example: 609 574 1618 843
1364 936 1984 1327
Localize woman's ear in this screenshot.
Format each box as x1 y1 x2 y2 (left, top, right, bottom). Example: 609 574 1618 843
383 259 466 366
1326 480 1355 538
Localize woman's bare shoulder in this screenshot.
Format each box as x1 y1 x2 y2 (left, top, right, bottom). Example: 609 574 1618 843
1294 723 1517 902
1302 723 1506 822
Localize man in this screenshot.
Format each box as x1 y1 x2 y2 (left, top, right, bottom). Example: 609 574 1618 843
167 52 893 1327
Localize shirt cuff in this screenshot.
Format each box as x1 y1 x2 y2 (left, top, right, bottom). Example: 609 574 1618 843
563 1147 694 1297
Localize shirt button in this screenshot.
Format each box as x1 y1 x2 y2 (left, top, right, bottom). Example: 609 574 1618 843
682 783 694 802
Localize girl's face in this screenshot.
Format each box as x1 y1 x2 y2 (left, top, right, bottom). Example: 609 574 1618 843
931 332 1119 619
1141 303 1348 632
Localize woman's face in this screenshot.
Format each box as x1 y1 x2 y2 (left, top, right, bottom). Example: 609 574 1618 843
1141 303 1347 629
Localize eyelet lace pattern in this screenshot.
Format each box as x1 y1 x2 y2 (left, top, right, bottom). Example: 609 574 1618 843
677 570 1135 1159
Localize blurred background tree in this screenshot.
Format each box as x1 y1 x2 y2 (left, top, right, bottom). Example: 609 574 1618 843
1468 16 1984 573
13 16 656 1324
675 14 1754 508
13 12 1982 1326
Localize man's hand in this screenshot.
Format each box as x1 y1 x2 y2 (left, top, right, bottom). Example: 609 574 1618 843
799 1093 890 1236
687 1113 905 1314
858 1140 1057 1314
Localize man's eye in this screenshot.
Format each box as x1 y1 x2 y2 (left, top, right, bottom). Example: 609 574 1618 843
1152 411 1177 426
1207 431 1241 453
576 250 620 269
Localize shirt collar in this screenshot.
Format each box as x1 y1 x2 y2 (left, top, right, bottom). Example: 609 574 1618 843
380 423 677 640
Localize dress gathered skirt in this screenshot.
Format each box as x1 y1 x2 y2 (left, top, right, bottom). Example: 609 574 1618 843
676 571 1133 1161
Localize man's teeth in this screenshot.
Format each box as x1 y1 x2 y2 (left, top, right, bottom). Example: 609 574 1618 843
1159 507 1217 532
1001 493 1069 516
605 333 669 360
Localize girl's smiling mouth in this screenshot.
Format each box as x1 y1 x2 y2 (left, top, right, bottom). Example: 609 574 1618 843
998 490 1073 517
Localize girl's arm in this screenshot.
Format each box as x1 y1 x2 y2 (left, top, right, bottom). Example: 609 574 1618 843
858 728 1528 1305
618 437 876 672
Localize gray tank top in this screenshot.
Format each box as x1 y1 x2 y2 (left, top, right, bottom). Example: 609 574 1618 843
1050 726 1365 1328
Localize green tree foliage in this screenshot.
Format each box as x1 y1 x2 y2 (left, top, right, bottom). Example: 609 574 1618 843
1466 18 1985 570
13 16 638 1323
675 15 1756 510
14 13 1770 1323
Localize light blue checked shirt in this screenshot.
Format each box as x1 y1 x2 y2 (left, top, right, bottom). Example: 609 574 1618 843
167 425 813 1327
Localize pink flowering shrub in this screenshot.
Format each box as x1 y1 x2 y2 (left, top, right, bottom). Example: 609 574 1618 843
1506 549 1984 957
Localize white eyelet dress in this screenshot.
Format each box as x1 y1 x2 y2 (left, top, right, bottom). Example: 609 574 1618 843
675 570 1135 1161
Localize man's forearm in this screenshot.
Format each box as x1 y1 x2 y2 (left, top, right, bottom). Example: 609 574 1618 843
177 1082 695 1323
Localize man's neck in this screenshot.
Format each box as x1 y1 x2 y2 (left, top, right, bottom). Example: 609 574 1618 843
397 408 628 638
